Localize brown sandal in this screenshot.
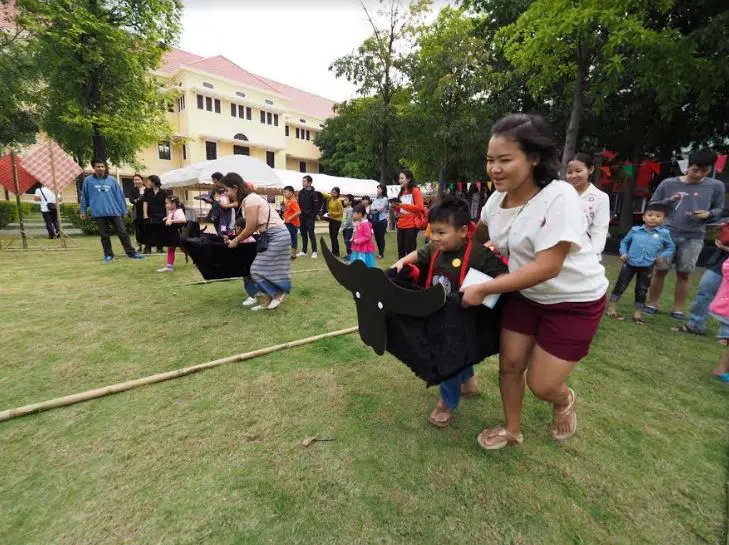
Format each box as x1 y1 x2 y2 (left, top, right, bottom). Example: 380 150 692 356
427 403 454 428
606 309 624 321
552 388 577 441
477 425 523 450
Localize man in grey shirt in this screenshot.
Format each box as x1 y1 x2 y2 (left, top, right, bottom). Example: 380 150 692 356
645 150 725 318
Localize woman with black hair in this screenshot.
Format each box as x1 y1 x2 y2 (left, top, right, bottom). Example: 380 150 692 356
224 173 291 311
566 153 610 257
462 114 608 451
393 169 425 258
142 175 167 254
370 183 390 259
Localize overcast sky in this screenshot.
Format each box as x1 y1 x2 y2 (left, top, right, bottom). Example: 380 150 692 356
179 0 448 103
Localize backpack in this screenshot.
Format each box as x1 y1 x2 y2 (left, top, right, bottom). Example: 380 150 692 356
314 191 324 215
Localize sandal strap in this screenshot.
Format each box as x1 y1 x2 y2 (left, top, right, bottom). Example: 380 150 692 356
479 425 523 447
553 389 576 418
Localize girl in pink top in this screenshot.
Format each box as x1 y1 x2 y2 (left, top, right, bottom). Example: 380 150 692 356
350 204 376 267
709 258 729 382
158 196 187 273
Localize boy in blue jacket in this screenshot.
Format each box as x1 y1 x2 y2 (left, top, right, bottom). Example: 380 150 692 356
607 203 675 324
80 159 144 262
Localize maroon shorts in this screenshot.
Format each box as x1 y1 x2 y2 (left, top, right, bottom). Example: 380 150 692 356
502 293 606 362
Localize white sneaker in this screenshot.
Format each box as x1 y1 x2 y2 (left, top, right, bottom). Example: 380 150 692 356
250 304 269 311
296 251 306 257
242 297 258 307
311 252 318 259
267 298 283 310
157 266 173 273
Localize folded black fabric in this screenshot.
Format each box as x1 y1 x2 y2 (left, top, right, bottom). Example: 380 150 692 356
384 269 503 386
182 234 257 280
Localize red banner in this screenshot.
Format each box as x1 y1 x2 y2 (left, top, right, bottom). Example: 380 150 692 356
0 154 36 194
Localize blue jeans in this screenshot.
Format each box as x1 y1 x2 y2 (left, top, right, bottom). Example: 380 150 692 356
343 228 354 256
440 366 474 410
687 269 722 333
285 223 298 250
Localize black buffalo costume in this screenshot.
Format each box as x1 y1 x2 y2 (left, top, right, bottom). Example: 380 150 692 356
322 236 507 386
182 223 257 281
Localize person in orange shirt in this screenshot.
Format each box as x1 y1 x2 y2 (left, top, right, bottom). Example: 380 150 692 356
392 169 426 258
283 185 301 260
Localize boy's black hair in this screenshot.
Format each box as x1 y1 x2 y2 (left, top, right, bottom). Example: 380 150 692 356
427 196 470 228
283 185 295 193
353 204 367 216
645 202 671 217
345 194 354 202
361 195 372 202
211 172 224 182
688 150 717 169
235 216 246 228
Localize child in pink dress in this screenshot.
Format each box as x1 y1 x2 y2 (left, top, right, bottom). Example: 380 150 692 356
158 196 187 273
350 204 376 267
709 258 729 383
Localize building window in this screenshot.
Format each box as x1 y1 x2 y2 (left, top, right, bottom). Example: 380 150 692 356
205 141 217 160
300 118 306 123
178 95 186 111
197 94 204 109
238 105 245 119
266 151 275 168
246 107 252 120
260 110 266 124
231 103 237 117
266 112 272 125
285 125 289 137
306 130 310 141
214 99 221 114
274 113 279 127
233 133 248 141
166 100 174 113
296 127 300 139
182 144 187 160
299 161 306 173
236 91 246 98
233 145 250 156
203 82 214 89
265 99 274 105
158 141 171 160
205 96 212 111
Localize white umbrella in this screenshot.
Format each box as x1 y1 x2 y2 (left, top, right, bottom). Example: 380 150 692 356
273 169 379 197
161 155 281 189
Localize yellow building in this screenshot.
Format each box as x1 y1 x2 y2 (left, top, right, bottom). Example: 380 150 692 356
8 46 336 204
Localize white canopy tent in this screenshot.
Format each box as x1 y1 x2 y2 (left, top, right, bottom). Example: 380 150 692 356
160 155 282 189
273 169 379 197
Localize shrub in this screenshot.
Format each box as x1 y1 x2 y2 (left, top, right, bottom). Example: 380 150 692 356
0 201 19 229
60 204 134 235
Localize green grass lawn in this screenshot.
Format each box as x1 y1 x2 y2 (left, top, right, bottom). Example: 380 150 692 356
1 233 727 545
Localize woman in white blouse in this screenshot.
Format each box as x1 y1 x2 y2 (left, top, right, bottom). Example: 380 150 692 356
464 114 608 451
565 153 610 256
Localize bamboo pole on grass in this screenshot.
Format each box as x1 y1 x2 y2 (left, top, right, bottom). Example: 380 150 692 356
0 326 359 423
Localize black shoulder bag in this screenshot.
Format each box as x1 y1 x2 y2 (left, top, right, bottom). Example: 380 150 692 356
254 206 272 253
39 187 57 213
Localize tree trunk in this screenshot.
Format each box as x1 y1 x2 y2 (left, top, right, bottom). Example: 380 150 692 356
92 123 107 163
619 148 641 232
561 40 588 166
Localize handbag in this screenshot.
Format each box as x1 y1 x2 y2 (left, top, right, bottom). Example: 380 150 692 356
254 206 272 253
38 187 57 213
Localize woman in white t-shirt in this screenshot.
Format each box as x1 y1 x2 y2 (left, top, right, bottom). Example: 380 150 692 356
565 153 610 257
463 114 608 451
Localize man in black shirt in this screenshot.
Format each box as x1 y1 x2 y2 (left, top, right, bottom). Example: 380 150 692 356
297 175 320 258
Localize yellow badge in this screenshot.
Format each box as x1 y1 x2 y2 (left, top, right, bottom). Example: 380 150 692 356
452 258 462 268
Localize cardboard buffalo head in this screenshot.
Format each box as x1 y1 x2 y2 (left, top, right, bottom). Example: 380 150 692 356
320 238 445 355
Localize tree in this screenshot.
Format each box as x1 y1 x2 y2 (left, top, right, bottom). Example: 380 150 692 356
16 0 182 166
330 0 430 183
0 2 39 151
404 7 492 182
315 93 410 181
496 0 685 164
